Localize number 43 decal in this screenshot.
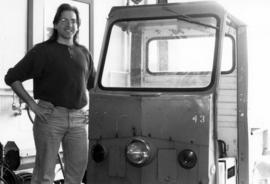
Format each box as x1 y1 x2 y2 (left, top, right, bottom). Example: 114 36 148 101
192 114 206 124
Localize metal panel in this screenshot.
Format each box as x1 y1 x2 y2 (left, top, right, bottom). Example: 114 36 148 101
219 77 237 89
109 146 126 177
158 149 178 182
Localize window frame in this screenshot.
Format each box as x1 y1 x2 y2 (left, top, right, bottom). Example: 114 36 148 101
98 14 222 92
221 34 236 75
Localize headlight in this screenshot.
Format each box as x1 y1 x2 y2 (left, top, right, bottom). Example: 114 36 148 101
126 138 152 167
91 143 107 163
178 149 197 169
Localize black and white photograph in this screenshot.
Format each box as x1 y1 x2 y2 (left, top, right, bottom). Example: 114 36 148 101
0 0 270 183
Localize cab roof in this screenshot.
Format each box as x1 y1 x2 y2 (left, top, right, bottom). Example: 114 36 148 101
108 1 245 27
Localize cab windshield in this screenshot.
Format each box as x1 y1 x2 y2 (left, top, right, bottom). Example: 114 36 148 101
100 16 218 90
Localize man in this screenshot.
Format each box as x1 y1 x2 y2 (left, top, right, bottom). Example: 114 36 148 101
4 3 95 184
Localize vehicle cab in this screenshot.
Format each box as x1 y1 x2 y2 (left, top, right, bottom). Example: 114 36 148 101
87 1 248 184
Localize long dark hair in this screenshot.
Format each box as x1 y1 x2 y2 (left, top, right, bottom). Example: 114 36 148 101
46 3 81 45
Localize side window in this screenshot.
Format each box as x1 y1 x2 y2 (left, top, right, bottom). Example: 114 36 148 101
148 35 234 74
148 37 215 73
221 36 234 73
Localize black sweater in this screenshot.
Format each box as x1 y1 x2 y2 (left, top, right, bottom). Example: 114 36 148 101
5 41 95 109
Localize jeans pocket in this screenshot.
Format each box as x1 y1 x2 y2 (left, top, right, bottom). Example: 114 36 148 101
34 100 55 124
72 111 88 126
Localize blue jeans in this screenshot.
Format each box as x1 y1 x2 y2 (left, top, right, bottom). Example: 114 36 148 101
31 100 88 184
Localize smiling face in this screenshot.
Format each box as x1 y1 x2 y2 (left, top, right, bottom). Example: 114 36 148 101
54 10 78 45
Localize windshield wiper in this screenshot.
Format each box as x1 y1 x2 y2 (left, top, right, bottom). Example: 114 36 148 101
162 6 219 30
